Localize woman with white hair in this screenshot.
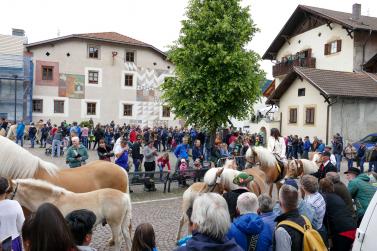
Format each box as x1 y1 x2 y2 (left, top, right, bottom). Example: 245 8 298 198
175 193 242 251
66 136 89 168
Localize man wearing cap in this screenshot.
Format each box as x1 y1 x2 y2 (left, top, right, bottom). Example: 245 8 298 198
313 151 337 181
345 167 376 225
223 172 253 221
324 145 336 166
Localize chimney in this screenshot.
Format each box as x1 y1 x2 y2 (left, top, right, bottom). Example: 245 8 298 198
12 28 25 37
352 3 361 20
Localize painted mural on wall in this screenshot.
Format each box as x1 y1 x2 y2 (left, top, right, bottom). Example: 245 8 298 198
124 62 174 127
58 73 85 99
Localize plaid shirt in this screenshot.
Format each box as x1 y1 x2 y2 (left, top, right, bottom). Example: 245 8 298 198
304 192 326 229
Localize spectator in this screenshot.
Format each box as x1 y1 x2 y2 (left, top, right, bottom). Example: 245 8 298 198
312 136 319 152
161 127 168 151
0 117 8 130
28 122 37 148
66 137 89 168
345 167 376 225
319 178 356 251
92 124 104 150
174 137 189 168
223 173 253 221
332 136 343 172
368 144 377 173
323 145 336 166
344 143 357 170
175 193 242 251
131 135 144 175
157 153 171 181
40 124 49 148
302 136 311 159
114 139 129 172
144 140 158 177
316 139 325 153
192 139 204 164
326 172 356 220
0 177 24 251
65 209 97 251
313 151 337 181
357 143 367 172
97 138 114 161
21 203 77 251
220 143 230 158
15 121 25 147
81 125 89 149
300 175 327 244
257 194 277 251
131 223 158 251
193 158 203 182
227 192 270 251
52 127 63 157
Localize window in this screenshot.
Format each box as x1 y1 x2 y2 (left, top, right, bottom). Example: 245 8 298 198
88 45 99 59
88 71 99 84
124 74 133 87
162 106 171 117
305 107 315 124
126 51 135 62
54 100 64 114
42 66 53 80
123 104 133 116
86 102 97 115
324 40 342 55
32 99 43 113
289 108 297 124
298 88 306 96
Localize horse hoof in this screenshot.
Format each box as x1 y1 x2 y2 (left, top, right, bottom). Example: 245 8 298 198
108 239 115 246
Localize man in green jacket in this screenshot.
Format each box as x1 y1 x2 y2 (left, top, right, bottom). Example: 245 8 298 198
66 136 89 168
345 167 376 225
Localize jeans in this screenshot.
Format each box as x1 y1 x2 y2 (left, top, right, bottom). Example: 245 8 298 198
30 136 35 148
347 159 354 170
52 139 61 157
303 150 309 159
40 136 47 147
16 135 24 147
161 139 167 151
359 156 366 173
133 158 141 175
335 153 342 172
81 136 88 149
292 146 298 159
369 161 377 172
158 164 164 180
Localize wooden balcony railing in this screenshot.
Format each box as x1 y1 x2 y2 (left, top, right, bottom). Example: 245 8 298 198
273 57 316 77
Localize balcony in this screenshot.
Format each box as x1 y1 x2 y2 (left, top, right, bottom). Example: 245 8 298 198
273 56 316 77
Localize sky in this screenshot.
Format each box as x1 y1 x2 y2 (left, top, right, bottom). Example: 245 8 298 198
1 0 377 78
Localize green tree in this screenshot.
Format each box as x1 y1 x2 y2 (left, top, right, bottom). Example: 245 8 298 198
162 0 265 133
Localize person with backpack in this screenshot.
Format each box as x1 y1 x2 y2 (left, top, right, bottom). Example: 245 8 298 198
274 184 326 251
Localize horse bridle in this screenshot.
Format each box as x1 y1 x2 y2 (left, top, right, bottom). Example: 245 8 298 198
246 149 257 167
10 182 18 200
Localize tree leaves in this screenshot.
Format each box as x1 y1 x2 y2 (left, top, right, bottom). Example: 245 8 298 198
161 0 265 131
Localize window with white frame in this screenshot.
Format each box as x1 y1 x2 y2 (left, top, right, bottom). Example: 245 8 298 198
162 106 170 117
88 45 100 59
87 102 97 115
123 104 133 116
126 51 135 62
124 74 133 87
88 71 99 84
32 99 43 113
54 100 64 114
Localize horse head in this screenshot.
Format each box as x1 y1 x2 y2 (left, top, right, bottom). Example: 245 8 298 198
287 159 304 178
223 158 238 170
245 147 257 167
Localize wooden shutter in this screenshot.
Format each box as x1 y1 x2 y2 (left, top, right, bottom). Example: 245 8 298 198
324 43 330 55
337 40 342 52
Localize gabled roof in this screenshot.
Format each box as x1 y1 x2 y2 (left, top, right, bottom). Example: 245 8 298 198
266 67 377 104
26 32 167 58
263 5 377 60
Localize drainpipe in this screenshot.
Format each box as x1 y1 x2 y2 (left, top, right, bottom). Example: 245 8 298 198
362 29 372 70
325 97 338 145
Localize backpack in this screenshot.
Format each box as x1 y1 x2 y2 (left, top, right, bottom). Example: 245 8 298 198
246 233 259 251
277 215 326 251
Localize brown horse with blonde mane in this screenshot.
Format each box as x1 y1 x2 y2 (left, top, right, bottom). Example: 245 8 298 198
0 136 128 193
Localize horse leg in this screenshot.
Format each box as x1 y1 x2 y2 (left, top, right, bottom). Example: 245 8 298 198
109 223 122 251
121 213 132 251
268 183 274 197
176 214 186 241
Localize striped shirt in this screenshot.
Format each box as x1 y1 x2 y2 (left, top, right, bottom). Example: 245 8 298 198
304 192 326 229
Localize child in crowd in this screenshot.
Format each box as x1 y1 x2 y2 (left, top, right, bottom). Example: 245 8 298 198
179 159 188 187
131 223 158 251
193 158 202 182
65 209 97 251
157 153 171 181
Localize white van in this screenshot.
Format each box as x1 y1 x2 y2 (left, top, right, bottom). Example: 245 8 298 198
353 192 377 250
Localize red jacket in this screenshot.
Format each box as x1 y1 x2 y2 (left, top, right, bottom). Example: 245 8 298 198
129 130 137 143
157 156 171 171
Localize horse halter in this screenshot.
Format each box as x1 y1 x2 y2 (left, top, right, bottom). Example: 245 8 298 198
10 182 19 200
246 149 257 167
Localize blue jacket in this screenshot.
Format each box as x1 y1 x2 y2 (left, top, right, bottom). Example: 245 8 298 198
174 143 189 160
303 140 311 151
16 123 25 136
259 212 277 251
115 150 129 171
176 231 242 251
192 146 204 161
227 213 270 251
317 143 325 152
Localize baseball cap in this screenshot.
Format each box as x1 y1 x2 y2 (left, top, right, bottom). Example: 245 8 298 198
284 178 298 190
344 167 361 176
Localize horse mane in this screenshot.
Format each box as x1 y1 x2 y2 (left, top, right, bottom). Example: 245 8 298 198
16 178 69 196
300 159 319 174
252 146 277 168
0 136 59 178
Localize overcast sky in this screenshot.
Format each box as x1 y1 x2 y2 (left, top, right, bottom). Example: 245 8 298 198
1 0 377 78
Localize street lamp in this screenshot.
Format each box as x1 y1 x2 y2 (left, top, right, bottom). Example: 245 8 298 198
13 75 18 122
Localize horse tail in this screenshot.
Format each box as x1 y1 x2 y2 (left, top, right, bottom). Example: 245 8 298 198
121 193 132 250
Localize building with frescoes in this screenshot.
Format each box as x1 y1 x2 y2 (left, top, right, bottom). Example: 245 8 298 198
26 32 180 127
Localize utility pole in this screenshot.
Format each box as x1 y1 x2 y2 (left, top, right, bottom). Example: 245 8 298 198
13 75 18 122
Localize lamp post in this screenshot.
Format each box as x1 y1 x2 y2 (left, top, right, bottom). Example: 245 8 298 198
13 75 18 122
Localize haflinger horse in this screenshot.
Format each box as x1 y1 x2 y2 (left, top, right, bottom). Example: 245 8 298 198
176 159 267 241
6 124 30 140
245 146 319 196
0 136 128 193
8 179 132 251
